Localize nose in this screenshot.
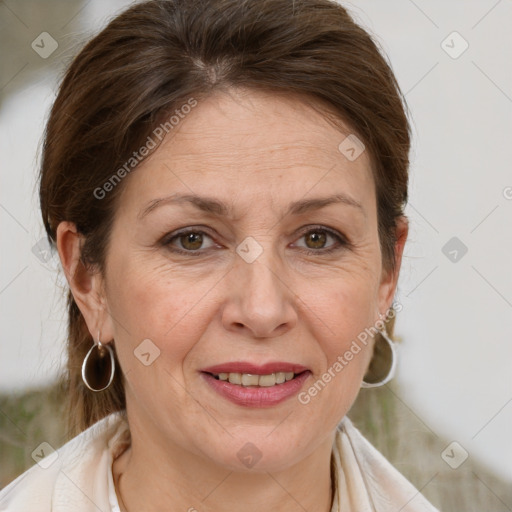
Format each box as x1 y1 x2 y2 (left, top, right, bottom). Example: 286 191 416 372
221 246 298 339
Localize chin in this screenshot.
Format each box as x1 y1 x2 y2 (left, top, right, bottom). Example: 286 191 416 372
201 431 310 474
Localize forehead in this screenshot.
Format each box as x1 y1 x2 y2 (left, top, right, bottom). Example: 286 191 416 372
121 88 375 218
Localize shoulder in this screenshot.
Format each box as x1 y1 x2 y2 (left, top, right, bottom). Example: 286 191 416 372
0 411 129 512
334 417 440 512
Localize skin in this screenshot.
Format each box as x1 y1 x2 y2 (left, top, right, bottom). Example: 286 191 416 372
57 87 408 512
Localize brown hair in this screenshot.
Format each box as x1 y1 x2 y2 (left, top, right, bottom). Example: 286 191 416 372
39 0 410 437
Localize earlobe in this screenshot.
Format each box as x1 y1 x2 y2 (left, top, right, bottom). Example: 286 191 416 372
56 221 112 340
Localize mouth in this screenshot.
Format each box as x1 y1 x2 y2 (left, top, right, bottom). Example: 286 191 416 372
199 362 311 406
204 370 308 387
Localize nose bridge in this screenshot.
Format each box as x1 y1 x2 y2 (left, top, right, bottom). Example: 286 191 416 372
238 233 285 302
223 234 297 337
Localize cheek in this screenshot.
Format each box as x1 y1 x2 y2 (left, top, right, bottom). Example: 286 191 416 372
296 273 377 399
301 266 378 347
105 255 219 375
331 290 375 379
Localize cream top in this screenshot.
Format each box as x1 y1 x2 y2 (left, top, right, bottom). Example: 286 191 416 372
0 410 439 512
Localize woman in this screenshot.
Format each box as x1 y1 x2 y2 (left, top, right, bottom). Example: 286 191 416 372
0 0 440 510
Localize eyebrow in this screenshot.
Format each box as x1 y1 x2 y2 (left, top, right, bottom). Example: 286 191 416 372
138 192 364 220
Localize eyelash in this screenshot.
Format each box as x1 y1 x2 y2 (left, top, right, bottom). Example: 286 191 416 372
161 225 349 257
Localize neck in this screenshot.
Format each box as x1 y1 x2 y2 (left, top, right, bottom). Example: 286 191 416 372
113 411 336 512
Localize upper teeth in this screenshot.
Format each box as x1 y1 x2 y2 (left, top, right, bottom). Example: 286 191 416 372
215 372 296 387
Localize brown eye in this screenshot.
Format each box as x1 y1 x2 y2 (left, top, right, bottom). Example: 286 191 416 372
179 232 204 250
162 229 217 254
293 226 347 255
304 230 327 249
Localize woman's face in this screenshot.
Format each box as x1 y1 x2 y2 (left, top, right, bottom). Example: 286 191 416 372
89 88 406 471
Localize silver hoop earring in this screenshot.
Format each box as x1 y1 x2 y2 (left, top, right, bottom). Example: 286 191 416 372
361 327 397 388
81 330 115 392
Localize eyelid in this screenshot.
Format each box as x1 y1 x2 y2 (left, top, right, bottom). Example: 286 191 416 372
161 224 349 255
160 226 219 255
291 225 348 252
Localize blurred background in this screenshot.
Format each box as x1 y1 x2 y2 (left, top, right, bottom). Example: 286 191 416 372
1 0 511 509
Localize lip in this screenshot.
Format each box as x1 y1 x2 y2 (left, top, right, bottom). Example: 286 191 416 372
201 370 311 407
200 362 310 374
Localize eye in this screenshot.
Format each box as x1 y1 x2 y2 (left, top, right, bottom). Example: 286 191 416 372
161 225 348 256
162 228 217 254
293 226 348 254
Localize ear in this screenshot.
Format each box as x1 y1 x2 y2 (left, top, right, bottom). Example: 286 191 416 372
377 215 408 316
56 221 115 342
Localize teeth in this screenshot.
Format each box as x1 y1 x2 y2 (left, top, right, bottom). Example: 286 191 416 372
227 372 241 385
258 374 277 387
275 372 286 384
215 371 298 386
241 373 259 386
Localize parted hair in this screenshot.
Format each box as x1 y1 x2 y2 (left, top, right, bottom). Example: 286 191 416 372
39 0 411 437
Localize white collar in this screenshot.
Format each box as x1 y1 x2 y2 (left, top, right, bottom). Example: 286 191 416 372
0 411 438 512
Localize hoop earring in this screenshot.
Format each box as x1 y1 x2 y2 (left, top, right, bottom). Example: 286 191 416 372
81 330 115 392
361 326 397 388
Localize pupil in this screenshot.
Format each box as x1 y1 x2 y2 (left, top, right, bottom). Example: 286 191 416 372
182 232 202 250
307 231 326 249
